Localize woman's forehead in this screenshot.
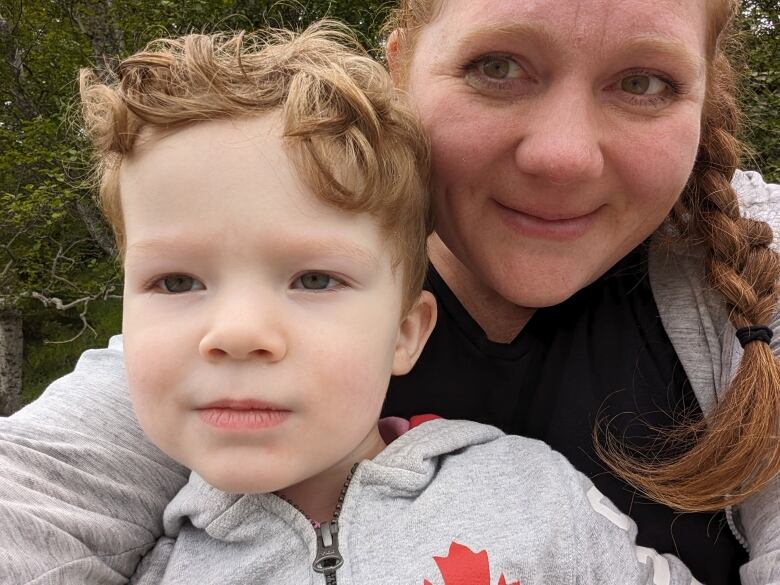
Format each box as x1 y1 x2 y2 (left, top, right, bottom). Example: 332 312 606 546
422 0 710 53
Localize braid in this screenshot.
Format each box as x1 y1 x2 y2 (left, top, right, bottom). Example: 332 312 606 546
597 41 780 512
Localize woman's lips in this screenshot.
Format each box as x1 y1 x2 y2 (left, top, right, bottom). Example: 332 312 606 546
494 200 601 241
197 400 291 431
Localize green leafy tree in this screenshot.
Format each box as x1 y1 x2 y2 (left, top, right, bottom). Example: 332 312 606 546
738 0 779 179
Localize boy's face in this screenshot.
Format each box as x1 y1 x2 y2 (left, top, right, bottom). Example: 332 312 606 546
120 114 433 496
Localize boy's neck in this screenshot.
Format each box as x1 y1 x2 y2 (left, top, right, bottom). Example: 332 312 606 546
277 425 387 523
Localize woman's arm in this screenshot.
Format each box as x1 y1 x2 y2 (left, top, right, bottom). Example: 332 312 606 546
731 170 780 585
739 474 780 585
552 452 701 585
651 169 780 583
0 335 188 585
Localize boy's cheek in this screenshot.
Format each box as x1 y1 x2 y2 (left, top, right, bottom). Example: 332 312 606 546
122 313 185 412
124 339 164 413
124 336 187 460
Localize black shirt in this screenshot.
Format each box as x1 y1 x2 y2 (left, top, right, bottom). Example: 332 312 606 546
384 246 746 585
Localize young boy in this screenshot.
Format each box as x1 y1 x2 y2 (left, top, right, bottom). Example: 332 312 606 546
81 22 701 585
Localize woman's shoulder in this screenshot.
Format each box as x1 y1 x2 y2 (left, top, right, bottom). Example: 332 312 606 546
732 169 780 244
648 167 780 413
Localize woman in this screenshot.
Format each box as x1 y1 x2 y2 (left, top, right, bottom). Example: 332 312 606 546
1 1 778 584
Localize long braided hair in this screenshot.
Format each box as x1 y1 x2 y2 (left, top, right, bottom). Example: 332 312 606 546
597 1 780 512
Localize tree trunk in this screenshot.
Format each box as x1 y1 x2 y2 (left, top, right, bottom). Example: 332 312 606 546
0 309 23 415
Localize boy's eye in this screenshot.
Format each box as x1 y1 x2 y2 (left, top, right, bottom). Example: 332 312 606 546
155 274 205 293
620 74 669 96
292 272 341 291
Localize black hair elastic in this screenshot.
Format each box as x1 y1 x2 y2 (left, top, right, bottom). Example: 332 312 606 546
735 325 774 348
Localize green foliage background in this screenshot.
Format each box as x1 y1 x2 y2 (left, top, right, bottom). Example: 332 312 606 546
0 0 777 404
738 1 780 178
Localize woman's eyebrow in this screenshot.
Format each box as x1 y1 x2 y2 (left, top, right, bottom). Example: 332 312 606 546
453 24 704 74
628 37 705 76
453 22 558 53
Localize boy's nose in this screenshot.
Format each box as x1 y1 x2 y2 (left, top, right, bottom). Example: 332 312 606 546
198 302 287 363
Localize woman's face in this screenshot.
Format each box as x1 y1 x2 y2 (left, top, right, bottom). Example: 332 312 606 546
402 0 709 309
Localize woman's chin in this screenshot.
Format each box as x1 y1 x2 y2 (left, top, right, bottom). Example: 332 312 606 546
432 229 614 311
480 257 602 310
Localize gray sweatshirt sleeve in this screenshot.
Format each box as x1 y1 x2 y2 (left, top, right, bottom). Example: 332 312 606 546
731 171 780 585
736 302 780 585
0 336 189 585
550 451 702 585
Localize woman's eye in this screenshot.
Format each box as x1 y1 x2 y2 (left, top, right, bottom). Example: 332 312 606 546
620 74 669 96
475 56 522 80
155 275 205 293
292 272 341 291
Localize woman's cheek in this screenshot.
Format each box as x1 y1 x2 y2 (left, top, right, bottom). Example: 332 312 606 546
614 115 701 217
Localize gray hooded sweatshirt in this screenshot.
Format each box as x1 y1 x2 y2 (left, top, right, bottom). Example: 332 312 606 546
0 171 779 584
130 418 699 585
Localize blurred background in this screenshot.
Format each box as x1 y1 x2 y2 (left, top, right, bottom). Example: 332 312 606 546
1 0 778 414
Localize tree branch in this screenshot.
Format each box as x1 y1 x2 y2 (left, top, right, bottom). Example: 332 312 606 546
76 199 116 256
23 287 120 344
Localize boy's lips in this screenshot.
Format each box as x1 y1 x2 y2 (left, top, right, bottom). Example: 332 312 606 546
196 399 291 431
198 399 287 410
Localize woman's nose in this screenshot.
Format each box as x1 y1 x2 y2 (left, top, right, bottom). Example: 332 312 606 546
514 87 605 185
198 297 287 363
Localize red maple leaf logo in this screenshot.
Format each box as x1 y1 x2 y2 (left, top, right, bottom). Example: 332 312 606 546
423 541 520 585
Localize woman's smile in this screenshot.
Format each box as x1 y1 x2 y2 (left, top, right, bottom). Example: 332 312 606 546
492 198 603 241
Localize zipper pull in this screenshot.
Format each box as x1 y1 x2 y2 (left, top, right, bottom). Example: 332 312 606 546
313 520 343 579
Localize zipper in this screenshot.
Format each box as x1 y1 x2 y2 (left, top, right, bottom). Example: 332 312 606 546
313 521 342 584
278 462 359 585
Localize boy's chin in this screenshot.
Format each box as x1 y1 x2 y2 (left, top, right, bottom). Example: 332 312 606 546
197 469 283 495
190 460 290 495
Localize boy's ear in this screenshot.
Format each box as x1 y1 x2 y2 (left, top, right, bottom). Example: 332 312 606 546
386 29 403 81
392 290 437 376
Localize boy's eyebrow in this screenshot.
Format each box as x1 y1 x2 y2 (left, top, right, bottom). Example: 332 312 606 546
124 237 204 262
124 236 380 266
279 237 381 267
